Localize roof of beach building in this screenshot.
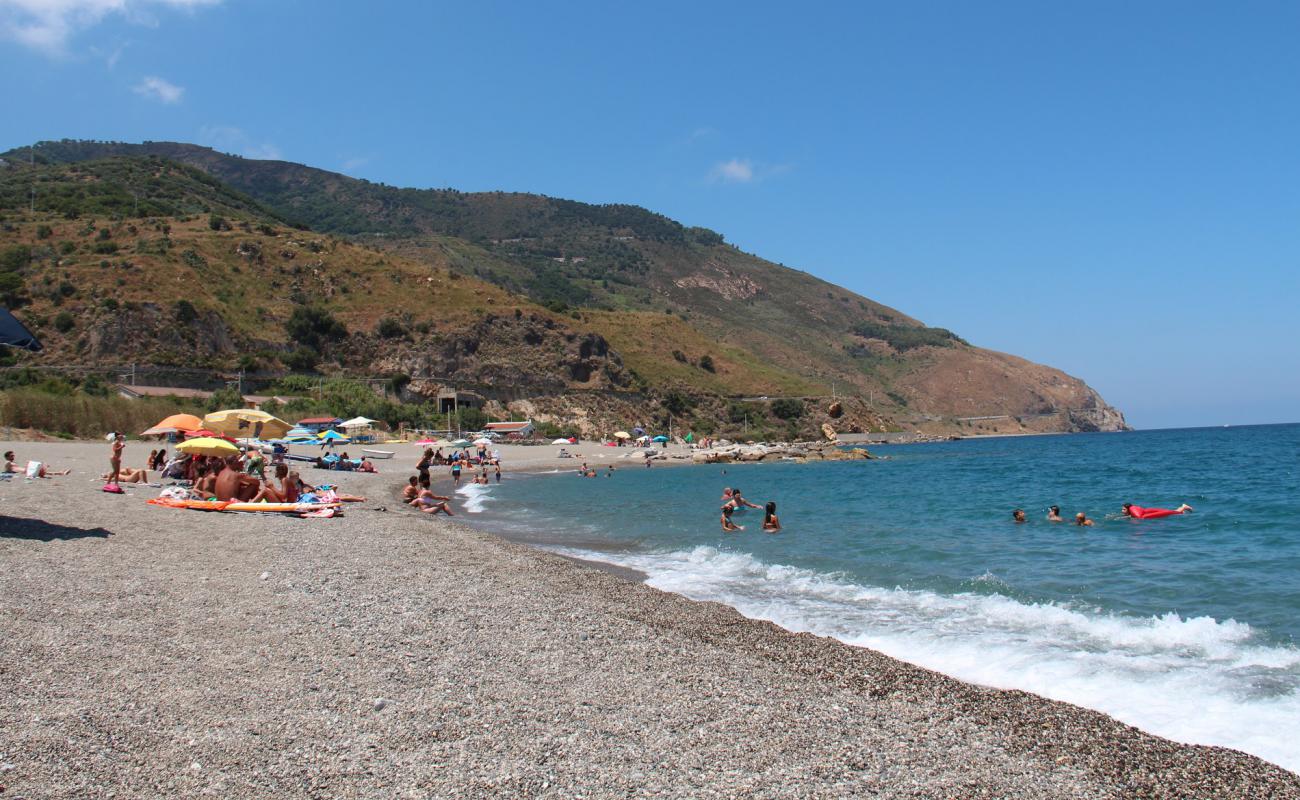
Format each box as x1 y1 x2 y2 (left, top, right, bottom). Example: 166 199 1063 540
116 384 213 400
484 421 533 431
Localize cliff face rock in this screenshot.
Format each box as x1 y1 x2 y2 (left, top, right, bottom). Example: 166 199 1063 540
893 347 1128 432
362 313 628 390
83 304 237 361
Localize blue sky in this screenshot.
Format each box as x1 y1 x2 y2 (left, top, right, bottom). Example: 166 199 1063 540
2 1 1297 428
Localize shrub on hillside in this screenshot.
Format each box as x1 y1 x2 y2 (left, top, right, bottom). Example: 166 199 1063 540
376 317 406 339
770 398 804 419
286 306 347 351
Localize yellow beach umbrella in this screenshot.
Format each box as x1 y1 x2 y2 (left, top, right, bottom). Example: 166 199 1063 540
613 431 631 439
203 409 292 439
176 437 240 457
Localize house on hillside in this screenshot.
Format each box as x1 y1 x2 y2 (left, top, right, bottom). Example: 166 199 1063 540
242 394 301 410
484 420 534 439
116 384 213 402
296 416 342 433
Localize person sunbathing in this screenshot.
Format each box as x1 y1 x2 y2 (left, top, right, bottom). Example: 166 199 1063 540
193 463 218 498
214 456 259 501
102 465 149 483
6 451 70 477
359 458 377 473
402 476 420 502
411 487 454 515
250 464 294 503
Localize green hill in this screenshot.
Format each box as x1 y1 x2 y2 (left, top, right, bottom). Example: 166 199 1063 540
0 141 1128 435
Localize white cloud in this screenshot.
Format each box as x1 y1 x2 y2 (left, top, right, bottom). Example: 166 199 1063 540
198 124 282 161
0 0 221 54
706 157 793 185
133 74 181 103
341 155 370 172
709 158 755 184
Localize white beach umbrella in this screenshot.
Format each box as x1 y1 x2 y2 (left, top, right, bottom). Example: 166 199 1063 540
472 437 492 446
552 438 571 445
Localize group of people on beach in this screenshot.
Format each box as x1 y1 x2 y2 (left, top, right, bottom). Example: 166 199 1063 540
1013 502 1194 526
418 447 502 490
720 487 781 533
100 432 366 504
405 446 506 515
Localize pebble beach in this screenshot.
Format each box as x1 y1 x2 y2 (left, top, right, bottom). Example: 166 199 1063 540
2 440 1298 798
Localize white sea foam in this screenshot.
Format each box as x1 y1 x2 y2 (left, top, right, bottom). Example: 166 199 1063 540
456 481 492 513
548 544 1300 771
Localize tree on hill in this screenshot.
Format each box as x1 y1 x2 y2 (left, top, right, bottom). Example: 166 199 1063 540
285 306 348 352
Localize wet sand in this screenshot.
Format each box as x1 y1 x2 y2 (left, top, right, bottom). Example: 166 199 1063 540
1 441 1297 798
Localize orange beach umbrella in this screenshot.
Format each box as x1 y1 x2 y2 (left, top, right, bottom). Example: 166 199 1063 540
140 413 204 437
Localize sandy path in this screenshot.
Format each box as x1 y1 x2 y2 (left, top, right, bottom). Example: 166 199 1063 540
0 441 1296 798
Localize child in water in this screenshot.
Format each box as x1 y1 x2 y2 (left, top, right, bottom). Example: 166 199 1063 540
721 505 743 532
1074 512 1095 527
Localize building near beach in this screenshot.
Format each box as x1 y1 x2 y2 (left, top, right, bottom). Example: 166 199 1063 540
296 416 343 433
484 420 535 438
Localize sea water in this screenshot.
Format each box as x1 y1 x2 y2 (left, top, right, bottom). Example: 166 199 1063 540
453 425 1300 771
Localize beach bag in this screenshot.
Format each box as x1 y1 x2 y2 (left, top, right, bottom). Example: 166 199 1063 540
25 461 41 479
102 483 124 494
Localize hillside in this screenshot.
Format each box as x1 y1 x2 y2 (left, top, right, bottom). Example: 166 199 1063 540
0 141 1128 435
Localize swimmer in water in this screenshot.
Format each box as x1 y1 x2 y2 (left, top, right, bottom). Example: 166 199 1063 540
1074 512 1095 527
730 488 761 510
1012 509 1027 523
721 504 744 532
762 501 781 532
1122 502 1193 519
1047 505 1062 522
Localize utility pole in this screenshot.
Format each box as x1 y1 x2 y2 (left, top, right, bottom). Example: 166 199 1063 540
29 144 35 214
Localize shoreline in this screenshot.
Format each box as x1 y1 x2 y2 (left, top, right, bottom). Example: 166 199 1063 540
1 440 1297 796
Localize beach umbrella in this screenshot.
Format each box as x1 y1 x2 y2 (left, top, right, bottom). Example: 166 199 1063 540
0 307 42 351
632 427 645 436
551 438 570 445
176 437 239 457
472 437 492 446
157 413 203 432
318 429 349 441
684 432 694 443
613 431 631 439
652 435 669 443
184 429 236 443
204 409 292 439
339 416 376 429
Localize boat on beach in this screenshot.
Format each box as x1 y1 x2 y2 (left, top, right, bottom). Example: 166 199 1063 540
362 448 395 459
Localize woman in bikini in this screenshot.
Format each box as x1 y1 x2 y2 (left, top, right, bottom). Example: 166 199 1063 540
107 432 125 486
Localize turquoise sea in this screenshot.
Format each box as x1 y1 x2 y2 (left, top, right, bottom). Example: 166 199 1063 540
453 424 1300 771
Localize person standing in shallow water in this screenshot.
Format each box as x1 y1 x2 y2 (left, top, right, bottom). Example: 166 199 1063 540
762 502 781 532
